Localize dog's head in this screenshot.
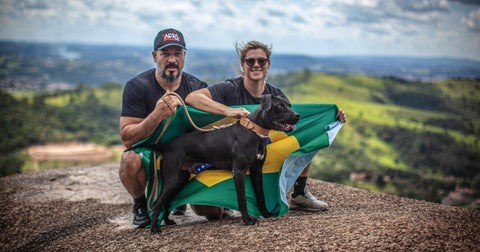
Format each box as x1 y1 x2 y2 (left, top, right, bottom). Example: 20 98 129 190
253 94 300 132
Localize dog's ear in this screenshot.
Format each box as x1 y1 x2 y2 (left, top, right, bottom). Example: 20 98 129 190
259 94 273 111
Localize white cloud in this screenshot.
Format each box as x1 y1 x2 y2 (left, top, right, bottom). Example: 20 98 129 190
464 8 480 32
0 0 478 59
394 0 449 13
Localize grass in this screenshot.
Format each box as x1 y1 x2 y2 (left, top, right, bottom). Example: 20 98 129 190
291 74 475 147
39 86 123 109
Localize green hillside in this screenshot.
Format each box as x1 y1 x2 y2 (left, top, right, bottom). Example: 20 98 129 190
271 72 480 203
0 83 123 176
1 73 479 205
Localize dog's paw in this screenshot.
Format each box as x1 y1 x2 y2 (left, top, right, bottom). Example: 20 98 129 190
243 216 259 225
150 226 161 235
261 211 273 218
164 218 176 226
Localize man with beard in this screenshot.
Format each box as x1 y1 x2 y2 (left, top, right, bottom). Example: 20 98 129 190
119 28 207 228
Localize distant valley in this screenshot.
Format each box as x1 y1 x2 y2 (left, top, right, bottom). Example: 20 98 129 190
1 41 479 91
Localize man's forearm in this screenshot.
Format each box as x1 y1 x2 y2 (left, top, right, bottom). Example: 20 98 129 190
186 92 229 115
120 111 170 148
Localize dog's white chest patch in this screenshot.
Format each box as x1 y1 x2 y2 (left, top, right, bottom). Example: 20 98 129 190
256 153 265 160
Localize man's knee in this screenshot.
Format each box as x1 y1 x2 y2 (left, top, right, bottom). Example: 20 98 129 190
119 151 143 178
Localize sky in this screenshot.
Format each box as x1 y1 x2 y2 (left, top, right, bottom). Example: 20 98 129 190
1 0 480 60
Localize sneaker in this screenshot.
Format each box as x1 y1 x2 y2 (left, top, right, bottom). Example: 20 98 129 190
172 205 187 215
132 202 150 228
222 208 235 218
289 186 329 211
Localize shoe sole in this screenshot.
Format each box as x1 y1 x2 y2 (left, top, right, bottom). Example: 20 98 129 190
289 202 328 212
133 219 150 228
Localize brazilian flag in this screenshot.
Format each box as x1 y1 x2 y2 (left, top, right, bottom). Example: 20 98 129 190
132 104 343 225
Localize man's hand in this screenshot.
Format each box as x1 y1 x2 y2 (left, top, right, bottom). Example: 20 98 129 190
336 108 347 123
224 107 250 119
154 91 182 117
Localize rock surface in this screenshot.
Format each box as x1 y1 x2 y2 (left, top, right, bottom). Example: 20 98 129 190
1 163 479 251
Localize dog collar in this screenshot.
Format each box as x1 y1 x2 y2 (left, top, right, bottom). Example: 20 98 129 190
239 117 269 139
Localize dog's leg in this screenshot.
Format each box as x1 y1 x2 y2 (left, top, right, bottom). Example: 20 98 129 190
150 173 189 234
163 169 189 226
150 156 190 235
250 160 272 218
150 191 165 234
163 209 176 225
233 163 259 225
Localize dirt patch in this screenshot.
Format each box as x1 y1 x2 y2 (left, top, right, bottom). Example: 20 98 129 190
26 141 114 162
1 164 479 251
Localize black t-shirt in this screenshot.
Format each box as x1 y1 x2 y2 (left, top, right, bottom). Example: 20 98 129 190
121 69 208 118
208 77 288 105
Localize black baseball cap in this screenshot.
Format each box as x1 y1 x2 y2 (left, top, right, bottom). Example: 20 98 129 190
154 28 186 51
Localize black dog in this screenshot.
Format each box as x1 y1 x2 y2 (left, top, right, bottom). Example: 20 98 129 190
150 94 300 234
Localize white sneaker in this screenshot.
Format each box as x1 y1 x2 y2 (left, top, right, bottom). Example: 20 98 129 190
289 186 329 211
222 208 236 218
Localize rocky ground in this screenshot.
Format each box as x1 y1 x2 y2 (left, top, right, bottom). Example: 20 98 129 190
1 163 479 251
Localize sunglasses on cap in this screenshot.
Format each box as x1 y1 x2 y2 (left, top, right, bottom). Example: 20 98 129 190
244 57 269 66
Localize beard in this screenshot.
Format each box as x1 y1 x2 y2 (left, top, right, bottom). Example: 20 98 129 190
161 63 182 83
